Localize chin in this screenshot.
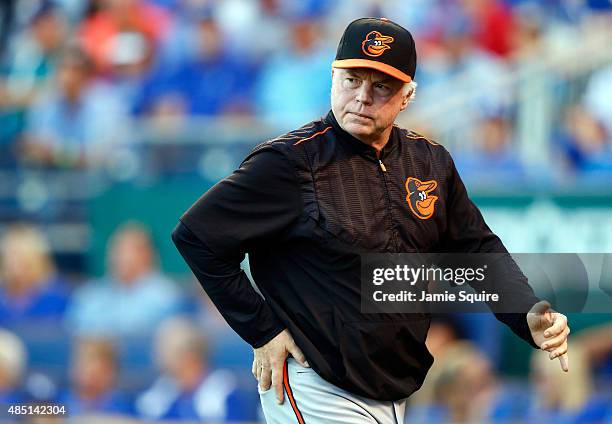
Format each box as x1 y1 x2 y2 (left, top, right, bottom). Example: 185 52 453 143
343 122 374 138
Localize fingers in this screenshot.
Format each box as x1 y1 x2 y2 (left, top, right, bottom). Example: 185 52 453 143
534 310 569 372
548 340 569 372
259 363 272 391
544 313 568 338
253 356 287 404
252 329 306 404
548 341 568 360
558 352 569 372
288 340 310 368
271 361 284 404
541 326 570 350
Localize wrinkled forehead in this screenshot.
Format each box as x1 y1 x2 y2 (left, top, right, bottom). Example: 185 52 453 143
333 67 403 84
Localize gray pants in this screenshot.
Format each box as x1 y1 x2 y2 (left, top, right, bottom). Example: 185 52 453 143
259 358 407 423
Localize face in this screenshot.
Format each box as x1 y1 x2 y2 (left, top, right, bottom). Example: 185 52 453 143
58 60 88 99
32 13 65 51
72 344 116 396
108 230 153 284
331 68 409 145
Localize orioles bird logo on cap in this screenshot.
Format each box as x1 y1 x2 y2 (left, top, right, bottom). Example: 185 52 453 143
406 177 438 220
362 31 394 57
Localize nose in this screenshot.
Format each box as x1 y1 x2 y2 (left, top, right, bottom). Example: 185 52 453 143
355 82 373 105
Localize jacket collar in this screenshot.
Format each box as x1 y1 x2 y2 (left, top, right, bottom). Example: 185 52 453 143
324 110 399 160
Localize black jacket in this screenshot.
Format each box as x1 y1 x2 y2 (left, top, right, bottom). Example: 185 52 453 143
172 110 540 401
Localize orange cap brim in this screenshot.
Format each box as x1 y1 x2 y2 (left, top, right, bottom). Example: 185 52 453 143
332 59 412 83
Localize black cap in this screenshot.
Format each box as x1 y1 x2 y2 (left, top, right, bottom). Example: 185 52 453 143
332 17 417 83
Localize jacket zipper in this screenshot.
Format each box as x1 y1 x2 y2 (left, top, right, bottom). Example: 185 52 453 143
377 159 400 251
378 159 387 172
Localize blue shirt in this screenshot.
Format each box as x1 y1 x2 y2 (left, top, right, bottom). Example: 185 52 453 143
65 271 183 337
0 275 69 325
58 389 134 417
136 369 258 421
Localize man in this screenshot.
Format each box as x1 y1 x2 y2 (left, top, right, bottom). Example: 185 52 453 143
0 224 69 324
59 338 132 416
136 317 257 421
67 222 183 337
23 46 130 168
172 17 570 423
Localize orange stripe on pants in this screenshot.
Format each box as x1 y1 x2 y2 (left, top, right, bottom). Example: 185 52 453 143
283 359 306 424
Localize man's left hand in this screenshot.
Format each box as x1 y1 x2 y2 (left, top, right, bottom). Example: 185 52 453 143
527 300 570 372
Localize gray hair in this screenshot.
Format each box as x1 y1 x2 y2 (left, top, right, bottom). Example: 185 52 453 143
403 80 418 103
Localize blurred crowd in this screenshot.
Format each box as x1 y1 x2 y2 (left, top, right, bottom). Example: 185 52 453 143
408 316 612 423
0 222 259 421
1 222 612 422
0 0 611 184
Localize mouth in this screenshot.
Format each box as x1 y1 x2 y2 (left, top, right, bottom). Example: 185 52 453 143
349 112 373 120
416 196 438 212
369 45 389 53
417 197 435 209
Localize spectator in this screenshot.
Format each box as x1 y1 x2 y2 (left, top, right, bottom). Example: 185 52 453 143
107 30 157 110
410 10 513 143
57 338 132 416
190 288 254 370
460 0 518 58
137 8 257 118
21 45 131 168
78 0 170 75
0 1 67 157
135 317 257 421
66 222 183 337
453 114 526 187
527 322 612 422
254 7 334 131
0 224 70 325
508 2 546 62
558 104 612 176
527 344 611 423
555 65 612 180
0 329 27 406
405 341 500 423
214 0 287 61
583 64 612 141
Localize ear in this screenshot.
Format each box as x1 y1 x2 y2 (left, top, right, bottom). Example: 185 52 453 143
400 93 410 111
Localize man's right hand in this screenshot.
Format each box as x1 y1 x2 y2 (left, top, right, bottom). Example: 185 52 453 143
252 329 309 404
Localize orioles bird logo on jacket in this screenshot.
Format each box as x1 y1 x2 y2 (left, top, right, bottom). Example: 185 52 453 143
406 177 438 220
362 31 394 57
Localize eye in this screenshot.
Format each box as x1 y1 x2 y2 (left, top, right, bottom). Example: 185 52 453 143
374 83 391 94
344 77 360 88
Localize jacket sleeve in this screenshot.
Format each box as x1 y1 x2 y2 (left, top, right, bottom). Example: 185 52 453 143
440 152 540 348
172 145 302 348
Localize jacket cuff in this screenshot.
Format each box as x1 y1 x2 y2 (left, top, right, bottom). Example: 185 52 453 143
251 324 286 349
510 312 539 349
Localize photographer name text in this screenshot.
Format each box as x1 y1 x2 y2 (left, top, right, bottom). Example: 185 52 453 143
372 290 499 303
